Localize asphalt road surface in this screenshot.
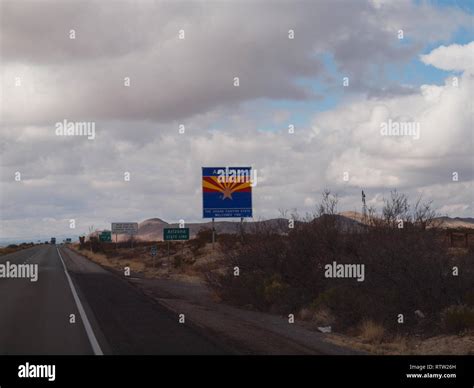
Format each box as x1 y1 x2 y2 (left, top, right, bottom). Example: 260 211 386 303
0 245 226 355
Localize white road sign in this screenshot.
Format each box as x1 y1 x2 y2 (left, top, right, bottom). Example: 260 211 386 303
111 222 138 235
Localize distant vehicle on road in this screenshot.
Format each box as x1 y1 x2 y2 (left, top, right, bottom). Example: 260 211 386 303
50 237 56 245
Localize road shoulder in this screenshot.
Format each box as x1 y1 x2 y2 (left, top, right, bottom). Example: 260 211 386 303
65 247 363 355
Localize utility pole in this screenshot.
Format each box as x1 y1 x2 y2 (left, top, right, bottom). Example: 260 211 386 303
211 218 215 250
88 225 94 253
362 190 367 223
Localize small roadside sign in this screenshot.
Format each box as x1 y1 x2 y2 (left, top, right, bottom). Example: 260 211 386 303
163 228 190 241
111 222 138 235
99 231 112 242
150 246 158 256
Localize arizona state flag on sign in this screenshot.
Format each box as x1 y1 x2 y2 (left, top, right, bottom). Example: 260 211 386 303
202 167 253 219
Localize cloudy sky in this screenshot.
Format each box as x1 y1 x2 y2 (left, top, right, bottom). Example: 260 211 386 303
1 0 473 240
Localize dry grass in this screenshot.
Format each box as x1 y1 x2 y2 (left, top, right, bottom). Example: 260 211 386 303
358 320 385 344
0 244 35 256
0 247 20 256
327 332 409 355
327 331 474 355
74 248 113 268
68 241 221 279
73 247 148 273
414 333 474 355
312 307 336 326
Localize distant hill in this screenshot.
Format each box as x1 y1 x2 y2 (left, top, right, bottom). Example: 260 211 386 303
135 218 289 241
435 216 474 229
340 211 474 229
133 215 366 241
95 213 474 242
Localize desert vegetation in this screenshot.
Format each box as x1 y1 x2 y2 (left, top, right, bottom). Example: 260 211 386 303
206 190 474 339
0 242 36 256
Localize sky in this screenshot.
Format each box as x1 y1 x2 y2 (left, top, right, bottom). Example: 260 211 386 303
1 0 473 240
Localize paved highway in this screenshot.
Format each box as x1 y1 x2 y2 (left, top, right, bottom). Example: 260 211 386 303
0 245 226 355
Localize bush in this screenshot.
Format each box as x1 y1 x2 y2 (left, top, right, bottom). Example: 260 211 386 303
262 275 289 305
189 228 212 254
206 190 474 336
311 286 367 329
218 233 240 251
358 320 385 344
440 305 474 333
173 254 184 269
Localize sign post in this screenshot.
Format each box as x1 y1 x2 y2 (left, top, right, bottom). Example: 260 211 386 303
212 218 215 249
163 228 190 267
112 223 138 250
163 228 190 241
150 245 157 268
99 231 112 242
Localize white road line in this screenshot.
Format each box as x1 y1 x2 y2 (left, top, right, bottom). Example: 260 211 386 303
56 247 103 355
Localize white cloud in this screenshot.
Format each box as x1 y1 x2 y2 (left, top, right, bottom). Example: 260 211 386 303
421 42 474 74
314 42 473 188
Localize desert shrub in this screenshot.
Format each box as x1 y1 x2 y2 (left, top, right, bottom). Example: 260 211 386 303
173 254 184 269
189 228 212 254
207 270 267 310
354 226 456 330
440 305 474 333
358 320 385 344
311 307 336 326
311 286 369 329
218 233 240 251
262 274 289 306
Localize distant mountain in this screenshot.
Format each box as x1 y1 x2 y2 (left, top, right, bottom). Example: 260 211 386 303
93 213 474 242
340 211 474 229
132 215 366 241
435 217 474 229
135 217 289 241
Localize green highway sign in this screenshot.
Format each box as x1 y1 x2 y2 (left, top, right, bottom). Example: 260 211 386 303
163 228 190 241
99 231 112 242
